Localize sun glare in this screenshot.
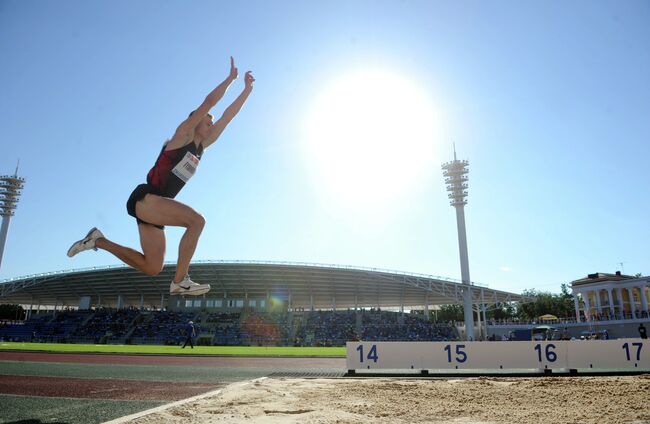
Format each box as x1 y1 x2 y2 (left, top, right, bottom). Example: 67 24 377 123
303 69 440 207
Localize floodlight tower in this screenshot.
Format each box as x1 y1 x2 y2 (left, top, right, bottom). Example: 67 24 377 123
441 147 475 340
0 162 26 271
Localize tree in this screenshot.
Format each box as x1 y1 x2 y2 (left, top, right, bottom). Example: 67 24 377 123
487 302 517 321
0 304 25 320
433 304 464 322
517 286 575 320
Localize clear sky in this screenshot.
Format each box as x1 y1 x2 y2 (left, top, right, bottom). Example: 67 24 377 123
0 0 648 295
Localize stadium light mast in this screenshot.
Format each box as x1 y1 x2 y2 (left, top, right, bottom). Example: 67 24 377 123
441 146 475 340
0 161 26 271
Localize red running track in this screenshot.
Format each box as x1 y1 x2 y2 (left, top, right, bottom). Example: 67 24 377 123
0 375 220 401
0 351 346 367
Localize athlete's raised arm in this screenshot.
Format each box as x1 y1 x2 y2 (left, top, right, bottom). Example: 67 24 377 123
203 70 255 149
167 57 238 149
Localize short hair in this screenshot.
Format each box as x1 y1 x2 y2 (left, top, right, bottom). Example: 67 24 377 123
188 110 213 119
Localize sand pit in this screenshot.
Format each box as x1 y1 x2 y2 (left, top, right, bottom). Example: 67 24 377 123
125 375 650 423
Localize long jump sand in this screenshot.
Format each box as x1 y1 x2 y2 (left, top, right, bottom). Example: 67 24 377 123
121 374 650 424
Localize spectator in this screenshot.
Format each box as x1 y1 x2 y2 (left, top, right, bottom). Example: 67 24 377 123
560 328 570 341
639 323 648 340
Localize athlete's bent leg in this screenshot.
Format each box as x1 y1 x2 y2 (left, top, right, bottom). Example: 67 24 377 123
175 212 205 282
135 194 206 283
94 225 165 276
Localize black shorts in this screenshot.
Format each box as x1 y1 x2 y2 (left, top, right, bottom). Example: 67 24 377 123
126 184 165 230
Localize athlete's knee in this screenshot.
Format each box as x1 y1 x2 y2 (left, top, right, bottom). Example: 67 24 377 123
188 212 205 231
142 261 164 276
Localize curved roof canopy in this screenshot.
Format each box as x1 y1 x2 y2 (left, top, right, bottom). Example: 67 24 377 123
0 261 526 309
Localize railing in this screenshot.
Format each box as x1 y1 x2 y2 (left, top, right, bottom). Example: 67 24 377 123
484 312 650 326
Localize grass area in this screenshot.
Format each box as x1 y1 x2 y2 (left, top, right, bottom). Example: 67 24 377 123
0 342 346 357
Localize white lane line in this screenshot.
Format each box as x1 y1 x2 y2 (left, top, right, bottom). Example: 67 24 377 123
102 377 267 424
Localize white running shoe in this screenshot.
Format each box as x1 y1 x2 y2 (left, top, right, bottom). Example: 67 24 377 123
169 275 211 296
67 227 104 257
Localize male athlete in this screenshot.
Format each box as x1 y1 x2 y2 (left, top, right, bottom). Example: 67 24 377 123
68 58 254 297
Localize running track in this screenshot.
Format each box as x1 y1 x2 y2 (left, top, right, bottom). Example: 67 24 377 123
0 351 346 423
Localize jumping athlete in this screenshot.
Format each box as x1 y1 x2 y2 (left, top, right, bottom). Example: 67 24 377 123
67 57 254 296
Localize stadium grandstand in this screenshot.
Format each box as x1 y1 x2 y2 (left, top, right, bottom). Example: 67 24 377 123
0 260 525 345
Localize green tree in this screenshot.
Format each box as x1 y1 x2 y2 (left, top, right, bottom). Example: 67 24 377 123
433 304 464 322
558 284 576 317
487 302 518 320
517 286 575 320
0 304 25 320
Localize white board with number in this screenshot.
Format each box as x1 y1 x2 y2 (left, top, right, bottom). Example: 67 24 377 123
346 340 649 371
566 339 649 370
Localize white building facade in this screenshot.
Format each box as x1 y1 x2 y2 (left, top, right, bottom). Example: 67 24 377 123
571 272 650 321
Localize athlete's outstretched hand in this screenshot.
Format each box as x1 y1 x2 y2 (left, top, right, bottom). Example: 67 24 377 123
244 71 255 90
229 56 238 80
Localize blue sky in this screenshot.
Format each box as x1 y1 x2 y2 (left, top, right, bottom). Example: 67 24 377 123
0 0 648 295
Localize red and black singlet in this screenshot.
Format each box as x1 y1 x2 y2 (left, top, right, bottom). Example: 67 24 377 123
146 142 203 198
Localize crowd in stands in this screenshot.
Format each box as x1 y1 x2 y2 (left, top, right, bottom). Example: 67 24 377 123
361 309 456 342
130 310 195 345
0 308 458 346
39 310 92 342
295 310 357 346
293 309 458 346
70 308 139 343
240 312 291 346
402 314 457 341
202 312 242 345
0 314 52 342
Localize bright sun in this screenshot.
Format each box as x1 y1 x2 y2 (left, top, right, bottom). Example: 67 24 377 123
303 69 440 207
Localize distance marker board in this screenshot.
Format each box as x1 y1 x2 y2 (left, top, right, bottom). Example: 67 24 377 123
347 339 649 372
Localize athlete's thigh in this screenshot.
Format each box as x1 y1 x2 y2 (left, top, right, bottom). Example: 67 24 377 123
138 223 165 268
136 194 202 228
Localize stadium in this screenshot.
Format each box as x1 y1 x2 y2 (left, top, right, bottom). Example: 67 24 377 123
0 260 527 346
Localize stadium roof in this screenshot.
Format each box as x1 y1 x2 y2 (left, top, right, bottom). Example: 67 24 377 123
0 260 527 309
